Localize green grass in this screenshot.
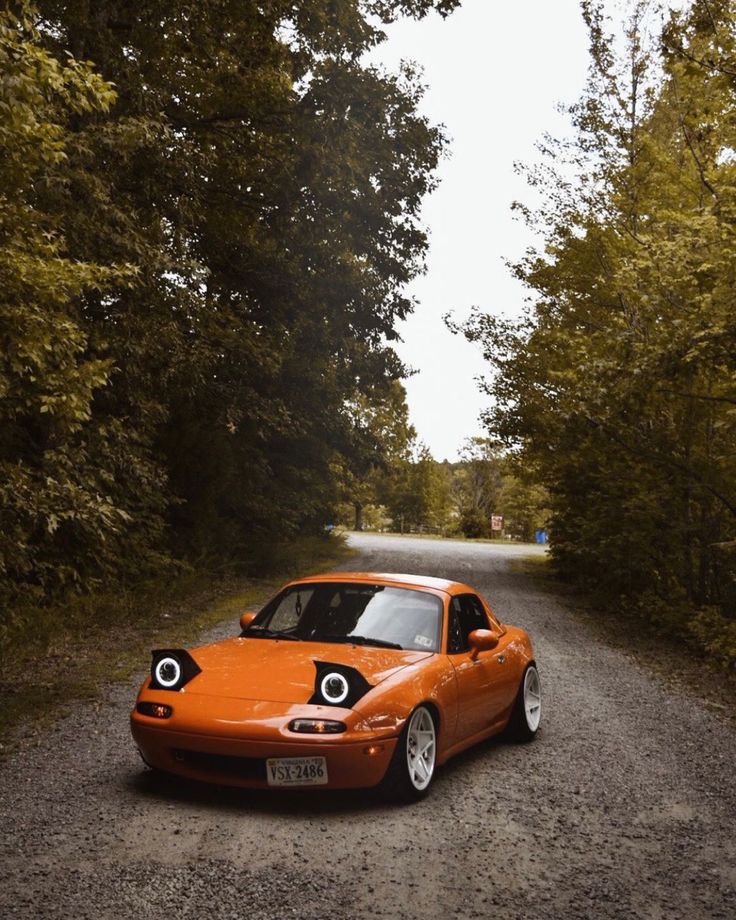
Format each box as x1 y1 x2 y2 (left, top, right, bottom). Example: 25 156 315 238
0 535 352 748
511 552 553 572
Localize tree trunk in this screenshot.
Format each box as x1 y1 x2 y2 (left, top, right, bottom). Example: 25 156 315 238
354 501 363 532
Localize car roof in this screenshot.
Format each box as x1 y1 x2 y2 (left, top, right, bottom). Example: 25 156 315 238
287 571 474 596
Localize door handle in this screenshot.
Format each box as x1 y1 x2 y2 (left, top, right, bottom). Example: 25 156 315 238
496 654 505 664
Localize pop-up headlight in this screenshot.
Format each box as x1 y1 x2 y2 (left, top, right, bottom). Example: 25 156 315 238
309 661 373 708
149 648 201 691
320 672 349 705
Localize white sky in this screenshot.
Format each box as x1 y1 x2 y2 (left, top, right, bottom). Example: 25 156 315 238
370 0 591 461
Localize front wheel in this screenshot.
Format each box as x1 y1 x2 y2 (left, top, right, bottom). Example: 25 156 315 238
380 705 437 802
507 663 542 742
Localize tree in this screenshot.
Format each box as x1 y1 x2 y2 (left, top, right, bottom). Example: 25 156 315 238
0 0 460 611
383 444 452 533
334 380 416 531
451 438 504 538
496 467 550 542
0 4 147 608
458 1 736 659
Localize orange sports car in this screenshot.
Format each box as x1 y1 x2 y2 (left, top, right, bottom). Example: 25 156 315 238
130 572 541 799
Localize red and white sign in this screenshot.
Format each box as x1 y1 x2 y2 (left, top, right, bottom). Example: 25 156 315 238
491 515 503 532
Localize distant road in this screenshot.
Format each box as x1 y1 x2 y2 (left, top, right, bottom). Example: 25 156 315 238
1 533 733 920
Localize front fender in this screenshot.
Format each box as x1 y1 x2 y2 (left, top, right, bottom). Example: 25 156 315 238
350 656 458 755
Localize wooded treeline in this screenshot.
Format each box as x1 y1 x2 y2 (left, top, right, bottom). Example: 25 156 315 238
0 0 460 619
461 0 736 666
337 398 549 541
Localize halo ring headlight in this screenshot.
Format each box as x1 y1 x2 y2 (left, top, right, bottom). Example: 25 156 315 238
154 656 182 689
320 671 349 705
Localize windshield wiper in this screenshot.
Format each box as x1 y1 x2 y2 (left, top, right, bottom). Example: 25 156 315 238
312 633 403 650
245 627 300 641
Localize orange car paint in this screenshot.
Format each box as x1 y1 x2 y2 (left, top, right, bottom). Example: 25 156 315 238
130 572 535 789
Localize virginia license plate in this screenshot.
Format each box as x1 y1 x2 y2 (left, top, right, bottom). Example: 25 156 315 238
266 756 328 786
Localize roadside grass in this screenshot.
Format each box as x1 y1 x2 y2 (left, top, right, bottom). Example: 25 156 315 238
0 535 352 749
512 551 550 567
512 552 736 719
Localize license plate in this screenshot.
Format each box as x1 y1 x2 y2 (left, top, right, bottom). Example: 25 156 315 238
266 756 328 786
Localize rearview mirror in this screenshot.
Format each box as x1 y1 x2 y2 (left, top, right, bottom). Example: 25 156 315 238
240 611 257 632
468 628 499 659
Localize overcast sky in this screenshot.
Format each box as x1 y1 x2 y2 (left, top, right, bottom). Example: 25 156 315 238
370 0 591 461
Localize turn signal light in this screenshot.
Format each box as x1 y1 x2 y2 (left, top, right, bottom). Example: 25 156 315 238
289 718 346 734
364 744 385 756
137 701 173 719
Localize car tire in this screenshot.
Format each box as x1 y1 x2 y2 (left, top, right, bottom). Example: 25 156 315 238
380 705 437 802
506 663 542 742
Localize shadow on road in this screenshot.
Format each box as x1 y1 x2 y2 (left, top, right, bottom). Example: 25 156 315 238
125 732 512 817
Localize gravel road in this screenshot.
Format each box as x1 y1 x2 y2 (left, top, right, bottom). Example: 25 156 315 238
1 533 734 920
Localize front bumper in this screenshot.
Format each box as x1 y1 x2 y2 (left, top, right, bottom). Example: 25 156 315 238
130 691 398 789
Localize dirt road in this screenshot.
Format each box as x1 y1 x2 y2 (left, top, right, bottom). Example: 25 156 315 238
1 533 734 920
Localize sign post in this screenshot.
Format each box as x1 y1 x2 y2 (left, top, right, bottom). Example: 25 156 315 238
491 515 503 536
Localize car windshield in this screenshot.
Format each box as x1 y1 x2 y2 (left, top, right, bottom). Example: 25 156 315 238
249 582 443 652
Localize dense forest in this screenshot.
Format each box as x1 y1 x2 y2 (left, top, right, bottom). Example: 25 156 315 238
460 0 736 666
0 0 460 622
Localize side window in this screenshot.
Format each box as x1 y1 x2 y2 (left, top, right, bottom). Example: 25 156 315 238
448 594 490 653
462 595 489 633
447 598 464 654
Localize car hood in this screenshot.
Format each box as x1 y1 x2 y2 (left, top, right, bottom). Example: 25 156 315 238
178 637 432 704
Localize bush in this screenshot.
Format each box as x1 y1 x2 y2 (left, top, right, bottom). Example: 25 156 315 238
688 608 736 671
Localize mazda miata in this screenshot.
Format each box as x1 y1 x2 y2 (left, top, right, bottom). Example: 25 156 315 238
130 572 541 799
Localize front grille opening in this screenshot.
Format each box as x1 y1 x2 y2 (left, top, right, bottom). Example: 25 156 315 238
172 749 266 780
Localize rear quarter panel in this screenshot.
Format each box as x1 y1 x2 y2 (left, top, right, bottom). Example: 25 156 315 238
496 625 535 719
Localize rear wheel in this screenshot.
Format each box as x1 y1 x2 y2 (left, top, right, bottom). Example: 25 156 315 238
380 705 437 802
507 663 541 741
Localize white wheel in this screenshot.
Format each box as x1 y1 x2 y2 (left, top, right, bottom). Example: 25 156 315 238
381 704 438 800
405 706 436 791
508 663 541 741
523 665 542 732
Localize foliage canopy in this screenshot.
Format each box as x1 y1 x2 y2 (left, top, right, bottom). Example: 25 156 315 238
460 0 736 665
0 0 457 614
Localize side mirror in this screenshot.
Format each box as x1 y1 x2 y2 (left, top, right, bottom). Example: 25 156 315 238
240 611 258 632
468 628 499 659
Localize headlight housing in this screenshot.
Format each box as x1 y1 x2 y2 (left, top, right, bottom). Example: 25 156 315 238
309 661 373 708
149 648 201 691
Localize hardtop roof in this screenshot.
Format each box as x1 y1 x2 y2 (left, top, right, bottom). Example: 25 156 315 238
287 571 474 596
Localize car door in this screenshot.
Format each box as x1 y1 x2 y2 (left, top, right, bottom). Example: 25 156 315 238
480 594 520 716
448 594 515 742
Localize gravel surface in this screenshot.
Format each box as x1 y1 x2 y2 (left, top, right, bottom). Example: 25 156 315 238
1 533 734 920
